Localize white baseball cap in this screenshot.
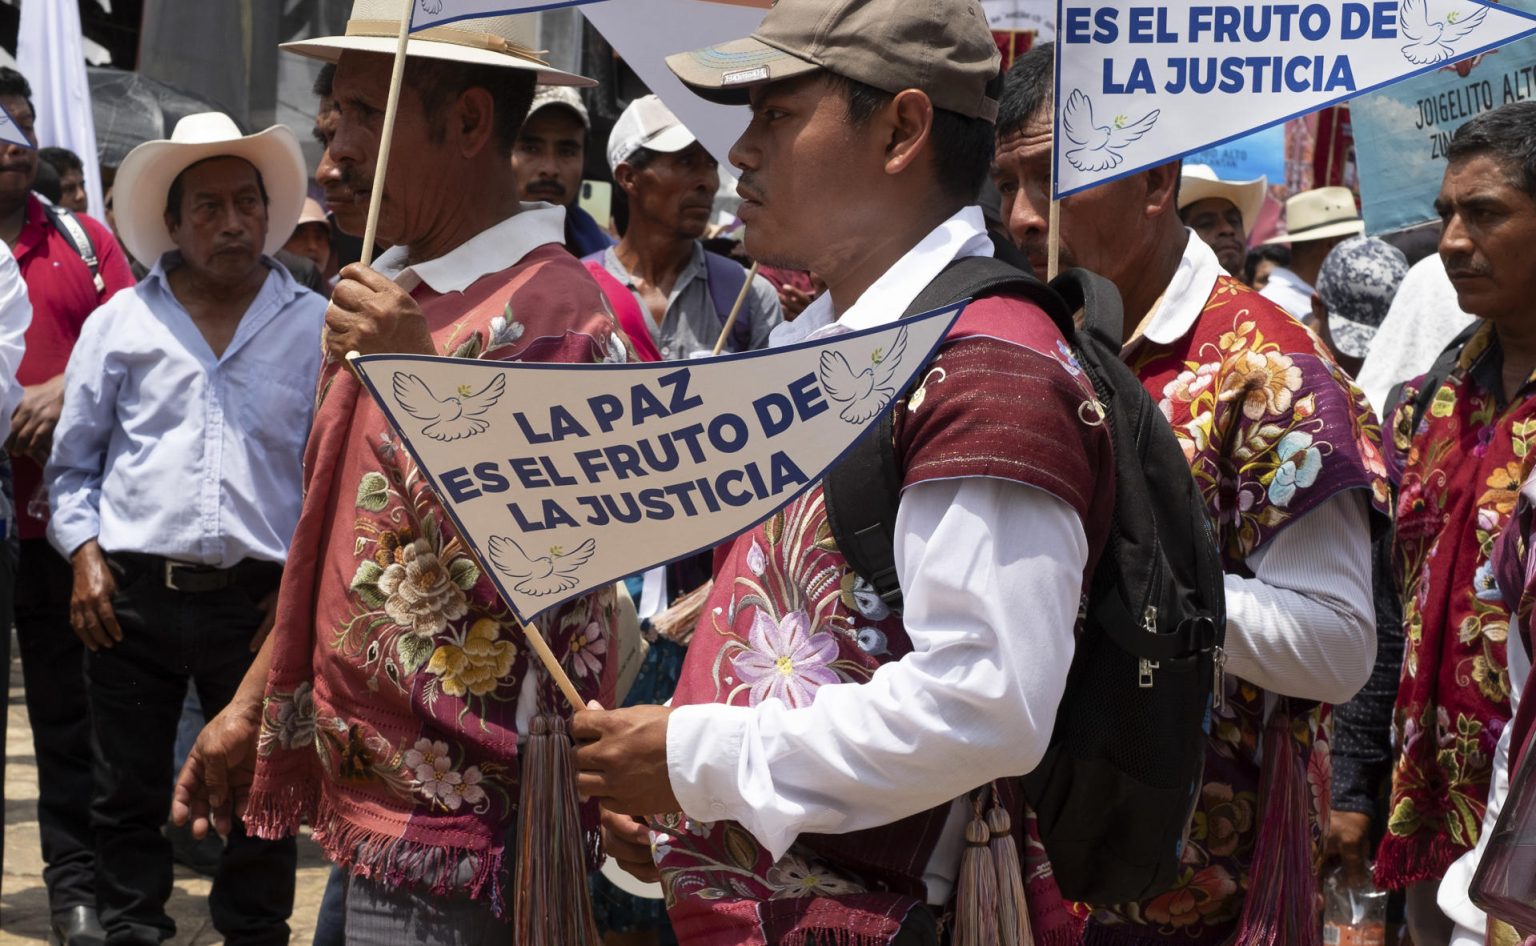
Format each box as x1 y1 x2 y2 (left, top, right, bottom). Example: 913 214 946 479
529 85 590 129
607 95 698 175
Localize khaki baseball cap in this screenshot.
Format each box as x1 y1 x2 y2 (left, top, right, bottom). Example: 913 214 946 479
666 0 1001 123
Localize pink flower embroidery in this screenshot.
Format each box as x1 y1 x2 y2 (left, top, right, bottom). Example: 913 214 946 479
733 609 840 708
567 621 608 679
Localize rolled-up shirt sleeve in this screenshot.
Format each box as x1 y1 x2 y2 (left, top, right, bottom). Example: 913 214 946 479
0 244 31 438
46 311 122 557
666 476 1085 860
1221 490 1376 705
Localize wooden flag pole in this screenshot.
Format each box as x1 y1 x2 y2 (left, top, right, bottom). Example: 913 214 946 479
712 261 761 355
1048 74 1062 281
359 1 415 268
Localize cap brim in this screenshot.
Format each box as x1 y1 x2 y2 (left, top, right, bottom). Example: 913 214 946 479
1328 314 1375 358
1178 176 1267 237
665 35 820 105
1262 219 1366 245
113 125 308 269
281 35 596 88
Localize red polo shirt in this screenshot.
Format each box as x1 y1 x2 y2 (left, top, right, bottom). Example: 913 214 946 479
12 194 135 539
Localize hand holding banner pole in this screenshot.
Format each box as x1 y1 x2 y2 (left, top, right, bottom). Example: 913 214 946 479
712 261 760 355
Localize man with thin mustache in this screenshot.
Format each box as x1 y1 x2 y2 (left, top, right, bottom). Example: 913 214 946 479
511 84 614 259
1371 100 1536 946
594 94 782 360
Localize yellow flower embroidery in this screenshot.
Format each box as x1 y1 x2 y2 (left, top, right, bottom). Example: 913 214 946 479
427 619 516 697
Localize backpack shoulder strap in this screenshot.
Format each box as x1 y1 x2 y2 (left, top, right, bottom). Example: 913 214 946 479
1398 321 1481 430
44 206 104 295
703 250 753 351
822 253 1066 615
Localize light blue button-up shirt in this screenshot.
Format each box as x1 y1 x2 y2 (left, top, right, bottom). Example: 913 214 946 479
47 254 326 567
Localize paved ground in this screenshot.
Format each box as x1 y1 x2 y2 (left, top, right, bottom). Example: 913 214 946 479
2 639 329 944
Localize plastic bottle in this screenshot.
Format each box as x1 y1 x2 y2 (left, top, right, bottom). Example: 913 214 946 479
1323 865 1387 946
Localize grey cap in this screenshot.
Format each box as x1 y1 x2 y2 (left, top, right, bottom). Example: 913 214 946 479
1317 236 1409 359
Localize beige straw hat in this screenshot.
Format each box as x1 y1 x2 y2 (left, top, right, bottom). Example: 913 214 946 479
281 0 595 87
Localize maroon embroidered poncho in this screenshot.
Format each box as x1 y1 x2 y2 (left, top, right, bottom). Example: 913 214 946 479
245 246 623 903
653 295 1115 946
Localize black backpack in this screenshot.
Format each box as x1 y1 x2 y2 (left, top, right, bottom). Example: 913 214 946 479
822 248 1226 905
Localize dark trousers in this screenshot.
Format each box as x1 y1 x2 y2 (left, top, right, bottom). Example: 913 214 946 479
13 538 93 912
0 539 15 885
85 555 296 946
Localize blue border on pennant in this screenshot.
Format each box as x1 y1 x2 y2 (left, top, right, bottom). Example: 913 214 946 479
408 0 610 33
351 302 966 625
1051 0 1536 200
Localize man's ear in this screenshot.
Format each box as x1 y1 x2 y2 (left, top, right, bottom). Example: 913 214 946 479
613 162 639 199
882 89 936 179
1145 160 1181 219
452 86 498 159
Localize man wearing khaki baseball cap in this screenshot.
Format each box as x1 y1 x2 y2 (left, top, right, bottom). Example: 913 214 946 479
574 2 1114 944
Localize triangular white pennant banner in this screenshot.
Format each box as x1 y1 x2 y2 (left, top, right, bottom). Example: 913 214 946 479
409 0 609 32
0 101 33 152
1053 0 1536 198
352 306 960 624
581 0 773 172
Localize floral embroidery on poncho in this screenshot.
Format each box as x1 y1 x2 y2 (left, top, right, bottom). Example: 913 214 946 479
654 298 1115 946
1085 275 1387 943
246 247 622 906
1376 324 1531 889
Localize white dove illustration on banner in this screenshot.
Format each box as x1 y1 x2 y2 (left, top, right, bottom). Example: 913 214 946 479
392 373 506 442
1053 0 1536 198
350 305 961 624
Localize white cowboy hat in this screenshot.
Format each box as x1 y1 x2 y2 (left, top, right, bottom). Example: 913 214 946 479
1178 164 1267 237
1263 186 1366 245
113 112 308 268
281 0 594 87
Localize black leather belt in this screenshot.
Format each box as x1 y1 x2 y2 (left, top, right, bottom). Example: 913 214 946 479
107 552 283 596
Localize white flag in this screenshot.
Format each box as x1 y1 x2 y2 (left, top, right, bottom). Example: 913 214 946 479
1054 0 1536 198
0 104 33 153
409 0 610 31
352 305 960 623
16 0 97 205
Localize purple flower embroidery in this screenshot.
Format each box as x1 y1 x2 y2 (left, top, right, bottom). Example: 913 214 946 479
734 609 841 708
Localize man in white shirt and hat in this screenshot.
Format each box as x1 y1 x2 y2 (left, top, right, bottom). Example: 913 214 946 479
1260 186 1367 321
1178 163 1267 278
49 111 325 946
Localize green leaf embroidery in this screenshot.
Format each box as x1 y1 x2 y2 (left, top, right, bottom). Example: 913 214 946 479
356 472 390 512
397 634 433 675
449 558 481 591
351 560 387 608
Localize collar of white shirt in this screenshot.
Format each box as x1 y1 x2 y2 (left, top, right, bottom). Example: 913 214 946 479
147 252 301 303
1139 228 1226 346
769 206 994 348
372 202 567 294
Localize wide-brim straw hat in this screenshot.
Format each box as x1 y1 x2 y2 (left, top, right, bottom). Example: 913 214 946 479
281 0 594 87
113 112 307 268
1263 186 1366 245
1179 164 1267 237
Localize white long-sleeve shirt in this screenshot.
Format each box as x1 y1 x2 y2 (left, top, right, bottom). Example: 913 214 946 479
665 212 1377 903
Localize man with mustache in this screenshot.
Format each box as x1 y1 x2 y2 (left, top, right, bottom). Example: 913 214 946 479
512 85 613 259
173 6 626 940
1373 100 1536 946
46 112 325 946
595 94 781 359
990 42 1383 944
1177 164 1266 279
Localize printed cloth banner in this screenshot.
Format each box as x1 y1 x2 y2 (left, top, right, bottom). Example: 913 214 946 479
352 306 960 623
1352 0 1536 233
582 0 772 171
1053 0 1536 198
409 0 609 31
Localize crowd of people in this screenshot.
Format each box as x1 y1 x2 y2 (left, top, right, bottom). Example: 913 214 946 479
0 0 1534 945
